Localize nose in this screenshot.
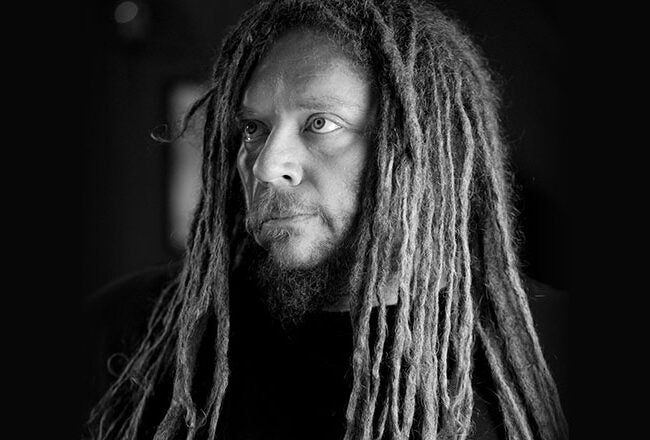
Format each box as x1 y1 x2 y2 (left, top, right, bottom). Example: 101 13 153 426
252 129 303 187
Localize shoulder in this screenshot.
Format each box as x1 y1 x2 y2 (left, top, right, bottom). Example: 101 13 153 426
82 261 181 321
81 261 183 423
82 260 183 355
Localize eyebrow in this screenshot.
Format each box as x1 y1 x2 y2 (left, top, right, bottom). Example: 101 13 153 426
236 107 257 120
294 95 365 113
236 95 366 119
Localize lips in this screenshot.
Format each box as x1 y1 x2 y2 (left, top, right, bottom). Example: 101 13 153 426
262 213 316 225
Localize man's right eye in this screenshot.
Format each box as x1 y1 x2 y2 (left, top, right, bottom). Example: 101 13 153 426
241 121 265 143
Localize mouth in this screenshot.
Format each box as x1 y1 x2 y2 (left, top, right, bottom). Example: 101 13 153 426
261 213 316 227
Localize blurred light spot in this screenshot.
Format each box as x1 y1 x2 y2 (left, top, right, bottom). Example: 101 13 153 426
114 1 139 24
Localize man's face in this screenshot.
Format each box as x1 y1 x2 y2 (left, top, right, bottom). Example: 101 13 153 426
237 30 375 269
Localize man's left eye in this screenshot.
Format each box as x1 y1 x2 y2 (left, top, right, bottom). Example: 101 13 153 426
307 117 341 134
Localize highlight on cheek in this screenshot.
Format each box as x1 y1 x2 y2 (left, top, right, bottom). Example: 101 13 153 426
238 145 258 186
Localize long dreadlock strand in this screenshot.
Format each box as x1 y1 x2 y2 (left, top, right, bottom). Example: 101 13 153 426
448 71 480 439
367 97 402 440
451 39 568 435
360 5 426 439
201 31 262 438
155 92 217 440
342 127 384 440
438 58 460 427
478 320 536 439
415 49 449 440
399 159 436 438
400 24 459 438
155 7 272 435
385 7 435 438
151 64 223 440
341 156 379 439
357 92 398 440
472 85 568 439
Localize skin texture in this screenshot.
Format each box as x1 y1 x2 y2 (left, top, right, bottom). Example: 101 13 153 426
237 30 376 269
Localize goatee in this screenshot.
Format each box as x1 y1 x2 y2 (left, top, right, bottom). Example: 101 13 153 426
248 241 355 329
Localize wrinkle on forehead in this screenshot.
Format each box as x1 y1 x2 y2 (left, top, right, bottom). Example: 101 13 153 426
241 29 373 122
250 29 368 87
261 28 363 71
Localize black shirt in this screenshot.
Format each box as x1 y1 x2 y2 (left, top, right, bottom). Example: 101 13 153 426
81 262 569 439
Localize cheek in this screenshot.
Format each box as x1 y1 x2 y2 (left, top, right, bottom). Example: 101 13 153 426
237 146 256 207
342 145 370 215
318 143 369 217
339 140 369 193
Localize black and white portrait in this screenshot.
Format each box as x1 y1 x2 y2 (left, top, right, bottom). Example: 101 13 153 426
81 1 569 439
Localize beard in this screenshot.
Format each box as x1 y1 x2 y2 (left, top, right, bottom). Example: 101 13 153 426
242 209 360 329
242 185 364 328
246 234 356 329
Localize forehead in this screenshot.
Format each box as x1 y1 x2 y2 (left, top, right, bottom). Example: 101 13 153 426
241 30 371 111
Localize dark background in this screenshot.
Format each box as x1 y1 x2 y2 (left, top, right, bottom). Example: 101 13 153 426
81 0 567 298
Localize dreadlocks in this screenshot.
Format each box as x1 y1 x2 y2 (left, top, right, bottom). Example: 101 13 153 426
86 0 568 439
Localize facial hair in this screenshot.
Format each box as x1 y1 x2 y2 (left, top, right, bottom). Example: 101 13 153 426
242 180 364 328
247 236 356 329
244 189 328 258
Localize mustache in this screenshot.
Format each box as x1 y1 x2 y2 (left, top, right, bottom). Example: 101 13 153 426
245 190 320 233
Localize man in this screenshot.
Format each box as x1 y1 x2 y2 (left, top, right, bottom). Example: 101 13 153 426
83 0 568 439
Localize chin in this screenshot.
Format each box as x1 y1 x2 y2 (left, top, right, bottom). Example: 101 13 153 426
264 236 333 270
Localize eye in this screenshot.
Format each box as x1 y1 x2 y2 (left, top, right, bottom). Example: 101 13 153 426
306 116 341 134
241 120 267 143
